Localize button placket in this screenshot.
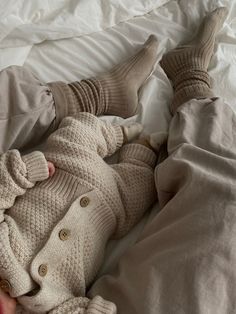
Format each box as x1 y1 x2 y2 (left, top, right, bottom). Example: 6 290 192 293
38 264 48 277
31 192 95 282
59 228 71 241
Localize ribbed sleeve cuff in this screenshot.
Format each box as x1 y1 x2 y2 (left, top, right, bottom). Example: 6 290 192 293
88 296 117 314
22 151 49 182
112 125 124 149
120 143 157 168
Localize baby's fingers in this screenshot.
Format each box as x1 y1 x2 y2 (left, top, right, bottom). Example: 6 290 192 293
47 161 55 177
0 289 16 314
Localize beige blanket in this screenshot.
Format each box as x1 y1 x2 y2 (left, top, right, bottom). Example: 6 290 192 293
89 97 236 314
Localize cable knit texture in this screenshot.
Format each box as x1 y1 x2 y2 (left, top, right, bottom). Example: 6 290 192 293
0 113 157 314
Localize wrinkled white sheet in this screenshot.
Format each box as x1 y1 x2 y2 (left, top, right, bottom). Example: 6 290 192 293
1 0 236 272
0 0 170 68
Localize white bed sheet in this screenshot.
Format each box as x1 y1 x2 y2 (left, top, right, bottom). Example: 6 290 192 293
1 0 236 273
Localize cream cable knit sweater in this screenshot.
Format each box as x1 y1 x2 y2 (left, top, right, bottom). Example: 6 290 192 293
0 113 157 314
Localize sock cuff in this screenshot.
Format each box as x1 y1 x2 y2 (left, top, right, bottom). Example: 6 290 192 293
68 79 105 116
173 69 211 90
171 83 214 113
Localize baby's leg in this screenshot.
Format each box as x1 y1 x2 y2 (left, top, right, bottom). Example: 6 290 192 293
48 35 158 118
160 7 228 113
1 37 157 153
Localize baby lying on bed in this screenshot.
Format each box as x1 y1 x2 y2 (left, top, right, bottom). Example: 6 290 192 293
0 36 162 314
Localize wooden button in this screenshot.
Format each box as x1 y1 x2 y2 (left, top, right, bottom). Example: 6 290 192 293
0 279 11 292
38 264 48 277
80 196 90 207
59 229 71 241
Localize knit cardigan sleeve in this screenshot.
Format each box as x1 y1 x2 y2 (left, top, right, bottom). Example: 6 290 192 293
45 112 124 160
48 295 116 314
0 150 49 217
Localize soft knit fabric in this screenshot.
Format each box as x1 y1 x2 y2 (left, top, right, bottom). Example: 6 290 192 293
160 7 228 113
89 97 236 314
48 35 158 119
0 113 157 314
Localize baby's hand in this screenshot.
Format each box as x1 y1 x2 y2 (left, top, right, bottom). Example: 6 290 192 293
132 137 154 150
122 123 143 143
0 289 16 314
47 161 55 177
132 132 168 153
149 132 168 152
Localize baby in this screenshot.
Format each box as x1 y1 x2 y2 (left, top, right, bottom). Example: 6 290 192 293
0 36 160 314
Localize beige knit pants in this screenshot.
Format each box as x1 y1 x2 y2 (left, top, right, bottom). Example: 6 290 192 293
89 97 236 314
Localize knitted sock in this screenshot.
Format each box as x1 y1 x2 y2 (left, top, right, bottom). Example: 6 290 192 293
160 7 228 113
68 35 158 118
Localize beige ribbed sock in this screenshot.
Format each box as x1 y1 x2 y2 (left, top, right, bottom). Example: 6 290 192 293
160 7 228 113
68 35 158 118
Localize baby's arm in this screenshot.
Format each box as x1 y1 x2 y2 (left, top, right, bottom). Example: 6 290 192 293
0 150 50 218
13 295 115 314
111 142 158 237
48 295 116 314
47 113 124 159
44 113 143 175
